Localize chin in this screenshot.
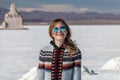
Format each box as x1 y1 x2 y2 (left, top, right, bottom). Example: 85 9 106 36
56 39 64 41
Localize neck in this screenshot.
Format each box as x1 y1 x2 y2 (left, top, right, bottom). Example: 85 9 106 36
54 40 64 47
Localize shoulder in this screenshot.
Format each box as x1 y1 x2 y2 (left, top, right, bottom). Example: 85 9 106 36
76 45 82 55
39 44 53 56
41 44 53 51
72 48 82 60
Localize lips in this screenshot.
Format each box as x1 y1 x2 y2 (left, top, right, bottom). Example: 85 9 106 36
56 34 64 36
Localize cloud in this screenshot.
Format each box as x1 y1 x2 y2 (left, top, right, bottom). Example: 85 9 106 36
19 4 91 13
38 4 77 12
18 8 36 12
19 4 120 14
38 4 91 13
79 8 89 12
110 8 120 14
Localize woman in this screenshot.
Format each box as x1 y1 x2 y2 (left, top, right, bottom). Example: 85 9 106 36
37 18 81 80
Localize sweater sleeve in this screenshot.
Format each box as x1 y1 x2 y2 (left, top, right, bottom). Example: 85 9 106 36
36 50 45 80
73 50 82 80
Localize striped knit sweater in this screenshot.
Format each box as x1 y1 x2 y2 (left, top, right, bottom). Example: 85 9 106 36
37 41 81 80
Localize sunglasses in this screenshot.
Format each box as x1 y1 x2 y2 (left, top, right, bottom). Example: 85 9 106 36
53 26 66 33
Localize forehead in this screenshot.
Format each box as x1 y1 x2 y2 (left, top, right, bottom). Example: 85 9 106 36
54 22 64 27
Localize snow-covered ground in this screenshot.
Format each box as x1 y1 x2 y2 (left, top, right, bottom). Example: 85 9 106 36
0 25 120 80
18 57 120 80
101 57 120 70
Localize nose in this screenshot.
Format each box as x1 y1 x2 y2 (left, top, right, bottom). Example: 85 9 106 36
57 29 62 33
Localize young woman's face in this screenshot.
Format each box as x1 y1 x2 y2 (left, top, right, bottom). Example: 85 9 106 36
52 22 67 42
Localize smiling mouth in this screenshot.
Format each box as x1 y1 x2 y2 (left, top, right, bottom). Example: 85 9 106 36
56 34 64 36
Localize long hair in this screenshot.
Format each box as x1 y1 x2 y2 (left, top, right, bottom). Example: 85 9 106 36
49 18 78 55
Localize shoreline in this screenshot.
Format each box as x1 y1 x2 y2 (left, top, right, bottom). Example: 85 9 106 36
1 19 120 26
0 27 28 30
23 20 120 26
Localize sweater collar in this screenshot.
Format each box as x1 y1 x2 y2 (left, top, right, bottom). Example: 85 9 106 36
50 40 65 49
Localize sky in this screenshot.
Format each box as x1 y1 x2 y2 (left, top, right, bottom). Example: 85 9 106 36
0 0 120 14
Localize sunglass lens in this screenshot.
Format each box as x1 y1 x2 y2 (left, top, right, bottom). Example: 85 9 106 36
53 27 58 33
60 26 66 32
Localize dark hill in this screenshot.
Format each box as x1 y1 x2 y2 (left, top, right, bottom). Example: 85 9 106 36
0 7 120 24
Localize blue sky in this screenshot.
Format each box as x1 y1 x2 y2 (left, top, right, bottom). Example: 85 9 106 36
0 0 120 14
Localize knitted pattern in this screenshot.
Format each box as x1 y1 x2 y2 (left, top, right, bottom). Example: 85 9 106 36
37 41 81 80
51 44 65 80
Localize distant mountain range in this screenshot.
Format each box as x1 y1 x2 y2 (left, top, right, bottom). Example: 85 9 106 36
0 7 120 25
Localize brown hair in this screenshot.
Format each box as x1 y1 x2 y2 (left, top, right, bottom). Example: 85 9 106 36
49 18 78 55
